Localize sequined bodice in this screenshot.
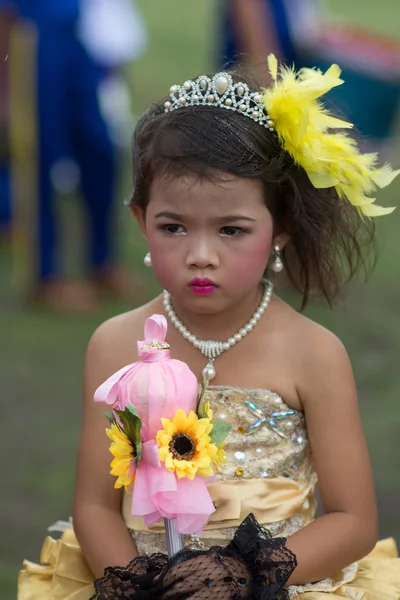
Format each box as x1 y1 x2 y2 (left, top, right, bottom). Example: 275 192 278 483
125 386 318 556
202 386 314 484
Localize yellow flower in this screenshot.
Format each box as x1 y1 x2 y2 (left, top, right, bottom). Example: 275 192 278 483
262 54 398 218
201 402 228 472
204 401 213 420
214 443 227 472
156 409 218 480
106 423 136 490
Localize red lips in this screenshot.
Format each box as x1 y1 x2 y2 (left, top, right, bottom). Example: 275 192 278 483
189 278 218 295
190 278 216 287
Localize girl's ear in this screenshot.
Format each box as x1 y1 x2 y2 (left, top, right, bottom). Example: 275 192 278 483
131 206 146 235
273 231 290 250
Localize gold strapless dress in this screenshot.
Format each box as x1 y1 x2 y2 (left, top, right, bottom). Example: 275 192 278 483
18 387 400 599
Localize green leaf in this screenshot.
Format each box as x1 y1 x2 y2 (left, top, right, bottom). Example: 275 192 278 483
104 411 116 425
115 406 143 466
135 438 142 465
196 381 209 416
210 420 231 447
197 400 208 420
126 404 141 420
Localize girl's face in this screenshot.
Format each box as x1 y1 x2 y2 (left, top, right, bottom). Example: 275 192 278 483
134 173 282 314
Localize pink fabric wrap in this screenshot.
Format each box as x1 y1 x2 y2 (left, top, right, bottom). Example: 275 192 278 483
94 314 215 534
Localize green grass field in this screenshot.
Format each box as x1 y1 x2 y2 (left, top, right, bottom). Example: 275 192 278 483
1 1 400 598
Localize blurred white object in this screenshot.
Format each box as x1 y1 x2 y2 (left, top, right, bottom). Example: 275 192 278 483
283 0 321 48
98 74 136 147
48 519 73 533
51 158 81 194
78 0 148 67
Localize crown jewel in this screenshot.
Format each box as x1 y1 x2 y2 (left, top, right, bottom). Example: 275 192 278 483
164 72 275 131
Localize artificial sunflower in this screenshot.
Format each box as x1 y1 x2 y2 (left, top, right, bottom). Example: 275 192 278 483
157 409 219 480
106 422 136 490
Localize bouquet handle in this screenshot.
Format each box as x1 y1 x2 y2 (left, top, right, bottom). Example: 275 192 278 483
164 518 183 557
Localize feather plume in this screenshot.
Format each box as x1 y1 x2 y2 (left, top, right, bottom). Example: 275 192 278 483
263 54 398 217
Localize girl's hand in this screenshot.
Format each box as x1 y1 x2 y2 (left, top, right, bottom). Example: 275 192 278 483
161 554 250 599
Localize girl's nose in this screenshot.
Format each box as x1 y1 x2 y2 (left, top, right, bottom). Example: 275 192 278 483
185 236 219 270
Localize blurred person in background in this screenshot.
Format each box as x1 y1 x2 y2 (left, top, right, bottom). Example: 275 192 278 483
0 6 14 237
219 0 400 148
219 0 312 80
78 0 147 149
292 4 400 151
0 0 147 312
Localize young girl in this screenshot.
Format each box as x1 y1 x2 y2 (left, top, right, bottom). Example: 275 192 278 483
18 57 400 599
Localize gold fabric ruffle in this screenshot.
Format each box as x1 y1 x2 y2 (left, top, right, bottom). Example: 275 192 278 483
18 528 94 600
288 538 400 599
17 528 400 600
123 476 316 532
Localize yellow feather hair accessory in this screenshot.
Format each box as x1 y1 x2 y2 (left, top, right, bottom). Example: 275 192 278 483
263 54 399 217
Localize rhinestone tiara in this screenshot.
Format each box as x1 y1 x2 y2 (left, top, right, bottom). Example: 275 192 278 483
163 72 275 131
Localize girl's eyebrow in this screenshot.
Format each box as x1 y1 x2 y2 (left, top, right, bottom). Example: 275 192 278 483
154 211 256 223
213 215 256 223
155 211 184 220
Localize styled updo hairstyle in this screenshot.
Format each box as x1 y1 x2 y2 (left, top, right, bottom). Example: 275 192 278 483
130 70 375 309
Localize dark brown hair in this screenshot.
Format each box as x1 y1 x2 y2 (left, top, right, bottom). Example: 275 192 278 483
130 72 375 309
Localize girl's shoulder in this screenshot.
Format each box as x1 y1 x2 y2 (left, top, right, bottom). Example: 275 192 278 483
272 295 344 355
271 296 352 408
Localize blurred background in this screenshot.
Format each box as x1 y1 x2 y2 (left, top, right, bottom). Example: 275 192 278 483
1 1 400 598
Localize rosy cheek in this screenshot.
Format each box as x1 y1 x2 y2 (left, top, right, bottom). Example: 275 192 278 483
231 241 271 282
146 234 178 282
152 259 176 284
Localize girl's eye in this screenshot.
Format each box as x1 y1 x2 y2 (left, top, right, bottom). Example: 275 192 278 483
220 226 246 238
161 224 185 235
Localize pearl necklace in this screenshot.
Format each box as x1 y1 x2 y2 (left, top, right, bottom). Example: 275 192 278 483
163 280 273 383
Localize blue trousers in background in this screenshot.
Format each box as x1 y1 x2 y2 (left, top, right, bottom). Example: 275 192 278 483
0 165 11 227
36 24 116 280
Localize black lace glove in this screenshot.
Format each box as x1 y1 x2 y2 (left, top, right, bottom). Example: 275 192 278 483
158 549 252 599
90 514 297 600
89 554 167 599
225 514 297 599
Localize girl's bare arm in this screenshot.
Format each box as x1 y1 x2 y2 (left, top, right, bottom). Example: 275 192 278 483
286 326 378 585
73 318 139 578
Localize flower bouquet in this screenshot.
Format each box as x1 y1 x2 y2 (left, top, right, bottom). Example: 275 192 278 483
94 314 230 555
91 314 297 599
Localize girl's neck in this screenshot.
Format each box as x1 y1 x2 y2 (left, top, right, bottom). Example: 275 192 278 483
166 283 267 342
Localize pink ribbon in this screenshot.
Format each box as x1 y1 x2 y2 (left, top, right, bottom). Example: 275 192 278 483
132 440 215 534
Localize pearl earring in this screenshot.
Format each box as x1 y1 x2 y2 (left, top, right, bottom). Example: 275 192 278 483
144 252 152 267
271 244 284 273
